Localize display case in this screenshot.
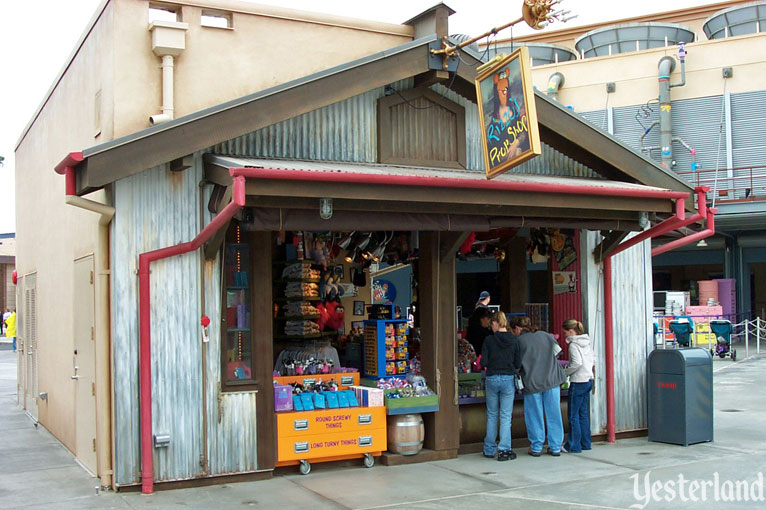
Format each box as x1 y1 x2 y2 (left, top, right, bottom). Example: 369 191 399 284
222 224 254 385
363 319 409 379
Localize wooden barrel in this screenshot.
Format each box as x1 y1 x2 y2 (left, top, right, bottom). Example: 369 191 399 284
387 413 424 455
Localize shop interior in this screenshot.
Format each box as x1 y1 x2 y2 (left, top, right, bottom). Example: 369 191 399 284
221 223 582 470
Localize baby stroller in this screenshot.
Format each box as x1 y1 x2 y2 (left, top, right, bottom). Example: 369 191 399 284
709 319 736 360
668 317 694 348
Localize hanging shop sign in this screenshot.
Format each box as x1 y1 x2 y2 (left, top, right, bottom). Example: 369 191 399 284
475 46 541 179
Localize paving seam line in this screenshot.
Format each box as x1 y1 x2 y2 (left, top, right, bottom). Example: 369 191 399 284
283 475 353 510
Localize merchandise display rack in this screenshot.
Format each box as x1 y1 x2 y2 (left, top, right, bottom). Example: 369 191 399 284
222 226 253 382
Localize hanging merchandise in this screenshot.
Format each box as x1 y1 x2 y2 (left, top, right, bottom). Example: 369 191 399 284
528 228 550 263
551 229 577 269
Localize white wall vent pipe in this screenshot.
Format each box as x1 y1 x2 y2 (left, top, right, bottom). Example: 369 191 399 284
148 21 189 125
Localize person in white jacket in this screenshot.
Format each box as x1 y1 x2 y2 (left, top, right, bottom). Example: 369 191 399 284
562 319 594 453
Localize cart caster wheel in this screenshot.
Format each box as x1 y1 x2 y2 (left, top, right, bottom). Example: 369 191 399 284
363 454 375 468
299 460 311 475
731 350 737 361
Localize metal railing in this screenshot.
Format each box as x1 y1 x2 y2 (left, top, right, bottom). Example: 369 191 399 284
654 313 764 358
676 165 766 203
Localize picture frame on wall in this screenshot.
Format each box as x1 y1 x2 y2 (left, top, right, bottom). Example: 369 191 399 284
353 300 365 316
333 264 344 280
475 46 541 179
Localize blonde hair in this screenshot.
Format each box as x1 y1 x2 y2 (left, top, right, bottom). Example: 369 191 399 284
491 311 508 329
563 319 585 335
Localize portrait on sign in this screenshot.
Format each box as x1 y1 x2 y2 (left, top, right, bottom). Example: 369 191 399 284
476 47 541 179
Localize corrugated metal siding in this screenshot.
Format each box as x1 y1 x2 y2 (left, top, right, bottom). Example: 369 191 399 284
212 80 412 162
433 84 602 178
431 84 483 171
579 110 610 132
200 182 259 475
582 231 653 434
388 97 460 162
731 90 766 168
113 155 261 485
212 80 601 179
582 92 755 180
552 230 582 360
112 162 205 484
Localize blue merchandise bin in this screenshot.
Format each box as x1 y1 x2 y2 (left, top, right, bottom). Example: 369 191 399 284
363 319 409 378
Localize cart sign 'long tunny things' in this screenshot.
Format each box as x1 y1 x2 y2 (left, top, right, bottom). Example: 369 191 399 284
476 47 541 179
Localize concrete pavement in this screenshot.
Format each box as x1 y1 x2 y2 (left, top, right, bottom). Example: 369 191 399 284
1 346 764 509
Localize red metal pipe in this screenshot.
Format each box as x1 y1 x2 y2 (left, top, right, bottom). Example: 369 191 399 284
138 173 246 494
603 256 615 443
54 152 84 196
610 186 709 258
229 167 691 200
651 208 716 256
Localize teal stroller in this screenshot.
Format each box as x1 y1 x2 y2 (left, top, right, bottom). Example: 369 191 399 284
710 319 736 360
668 318 694 348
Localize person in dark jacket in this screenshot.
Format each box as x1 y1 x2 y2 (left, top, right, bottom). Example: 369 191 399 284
481 311 522 461
466 307 492 356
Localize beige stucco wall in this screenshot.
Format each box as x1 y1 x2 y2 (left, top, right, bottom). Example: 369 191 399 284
527 33 766 112
14 0 413 473
111 0 412 137
14 2 116 452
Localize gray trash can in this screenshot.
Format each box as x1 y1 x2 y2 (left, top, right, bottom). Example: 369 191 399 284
647 348 713 446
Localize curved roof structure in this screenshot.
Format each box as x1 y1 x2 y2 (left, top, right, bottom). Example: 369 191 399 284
575 22 695 58
703 1 766 39
483 41 578 66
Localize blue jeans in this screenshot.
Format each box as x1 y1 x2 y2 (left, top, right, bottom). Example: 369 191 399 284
566 380 593 452
484 375 515 455
523 386 564 453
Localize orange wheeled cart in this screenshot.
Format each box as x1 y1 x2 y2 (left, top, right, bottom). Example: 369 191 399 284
275 406 386 475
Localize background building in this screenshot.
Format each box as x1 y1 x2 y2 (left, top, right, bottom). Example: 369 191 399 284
0 233 15 312
498 0 766 317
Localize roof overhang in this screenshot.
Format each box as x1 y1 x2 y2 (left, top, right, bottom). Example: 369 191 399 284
204 156 689 231
62 33 693 209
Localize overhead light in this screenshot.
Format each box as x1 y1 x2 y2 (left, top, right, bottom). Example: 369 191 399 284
319 198 333 220
697 239 708 248
338 232 355 250
345 247 360 264
357 232 373 251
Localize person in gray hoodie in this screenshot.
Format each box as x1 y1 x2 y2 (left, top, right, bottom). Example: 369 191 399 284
512 316 567 457
562 319 595 453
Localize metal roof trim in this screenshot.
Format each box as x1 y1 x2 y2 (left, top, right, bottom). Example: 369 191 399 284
206 155 676 193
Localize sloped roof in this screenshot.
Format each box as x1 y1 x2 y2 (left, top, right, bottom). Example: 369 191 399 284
70 34 692 201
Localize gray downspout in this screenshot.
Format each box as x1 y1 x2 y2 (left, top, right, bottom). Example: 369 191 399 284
658 56 675 169
657 43 687 170
546 72 565 101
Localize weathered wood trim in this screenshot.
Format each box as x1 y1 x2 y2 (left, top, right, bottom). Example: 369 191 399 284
243 196 643 220
593 230 631 263
439 232 470 262
378 87 467 169
252 231 275 470
419 232 460 451
240 179 672 213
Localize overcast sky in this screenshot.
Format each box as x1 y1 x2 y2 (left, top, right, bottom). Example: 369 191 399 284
0 0 718 234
